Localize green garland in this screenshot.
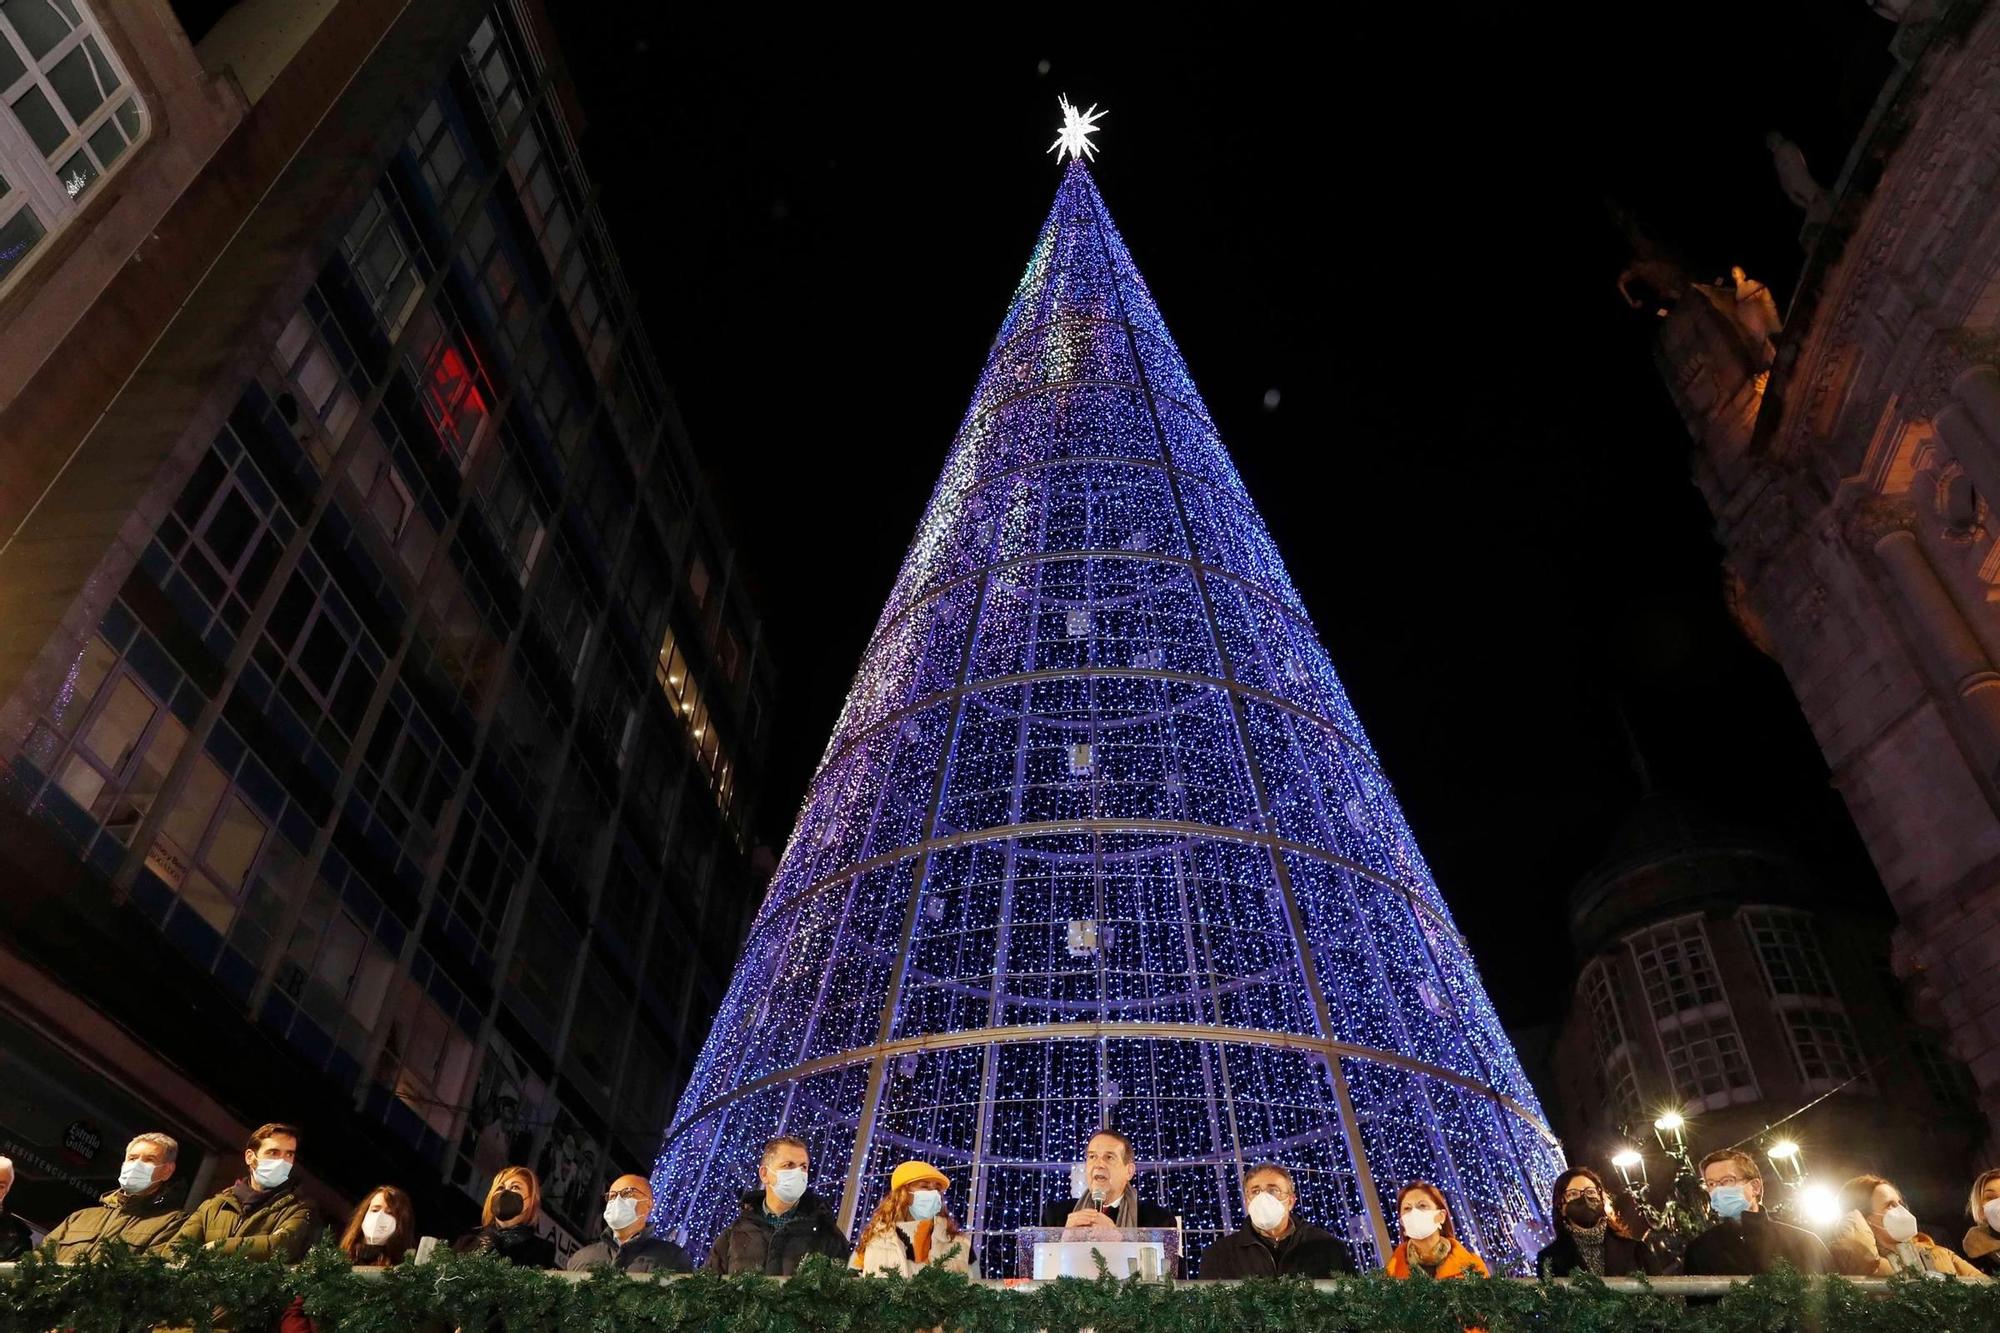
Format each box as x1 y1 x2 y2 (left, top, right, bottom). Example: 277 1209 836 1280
3 1242 1997 1333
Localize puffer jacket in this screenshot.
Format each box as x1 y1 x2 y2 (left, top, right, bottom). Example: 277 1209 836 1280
1964 1222 2000 1276
41 1187 186 1261
1385 1235 1489 1279
850 1218 976 1278
1829 1219 1986 1280
705 1189 850 1275
171 1180 314 1261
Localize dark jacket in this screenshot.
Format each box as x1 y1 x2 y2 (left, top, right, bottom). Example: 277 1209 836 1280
1201 1220 1354 1279
172 1180 314 1261
41 1187 185 1261
451 1222 558 1268
1681 1209 1831 1276
1536 1226 1664 1278
566 1228 693 1273
705 1189 850 1276
0 1212 31 1261
1038 1194 1179 1230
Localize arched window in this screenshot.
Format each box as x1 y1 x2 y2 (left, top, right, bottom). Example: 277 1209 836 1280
0 0 147 290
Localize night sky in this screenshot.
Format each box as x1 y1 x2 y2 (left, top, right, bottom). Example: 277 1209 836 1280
545 5 1901 1029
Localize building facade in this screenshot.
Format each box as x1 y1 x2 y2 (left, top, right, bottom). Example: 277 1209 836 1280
0 0 773 1256
1630 0 2000 1155
1547 797 1981 1221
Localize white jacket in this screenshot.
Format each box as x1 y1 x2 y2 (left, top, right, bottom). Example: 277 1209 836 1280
851 1218 977 1278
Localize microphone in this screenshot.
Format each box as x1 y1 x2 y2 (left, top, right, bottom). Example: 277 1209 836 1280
1090 1186 1105 1208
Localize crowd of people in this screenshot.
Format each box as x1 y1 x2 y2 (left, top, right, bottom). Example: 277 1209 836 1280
3 1124 1999 1291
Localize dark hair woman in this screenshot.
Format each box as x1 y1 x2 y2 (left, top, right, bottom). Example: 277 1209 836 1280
1535 1167 1663 1278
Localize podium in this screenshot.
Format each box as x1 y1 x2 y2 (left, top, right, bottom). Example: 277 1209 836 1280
1015 1226 1181 1280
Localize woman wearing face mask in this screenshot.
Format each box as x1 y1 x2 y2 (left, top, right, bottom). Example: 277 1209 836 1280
1384 1182 1488 1280
1534 1167 1662 1278
1962 1169 2000 1276
451 1166 557 1267
278 1187 421 1333
1828 1174 1985 1279
849 1161 975 1278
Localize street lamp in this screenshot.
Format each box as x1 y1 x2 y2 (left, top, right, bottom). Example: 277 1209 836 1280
1766 1138 1806 1187
1652 1110 1688 1157
1610 1147 1649 1191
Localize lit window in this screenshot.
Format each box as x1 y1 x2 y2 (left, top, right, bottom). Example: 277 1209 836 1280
0 0 147 291
418 338 489 464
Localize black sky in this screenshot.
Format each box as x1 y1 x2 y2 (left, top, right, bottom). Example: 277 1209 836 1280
544 5 1900 1028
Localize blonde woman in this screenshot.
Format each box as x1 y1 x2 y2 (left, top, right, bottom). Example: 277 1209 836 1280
850 1160 975 1278
451 1165 556 1267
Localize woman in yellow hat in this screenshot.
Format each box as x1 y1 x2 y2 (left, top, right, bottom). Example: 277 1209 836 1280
850 1160 976 1278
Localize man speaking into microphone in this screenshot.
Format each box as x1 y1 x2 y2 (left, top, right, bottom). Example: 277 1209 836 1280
1040 1130 1177 1237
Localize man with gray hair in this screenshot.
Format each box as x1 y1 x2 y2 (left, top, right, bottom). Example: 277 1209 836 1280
1198 1162 1354 1279
0 1156 29 1259
41 1132 187 1261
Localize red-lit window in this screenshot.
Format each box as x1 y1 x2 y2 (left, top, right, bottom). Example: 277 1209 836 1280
420 341 489 464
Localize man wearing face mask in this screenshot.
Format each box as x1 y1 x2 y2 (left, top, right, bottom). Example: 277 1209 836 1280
1828 1173 1985 1279
41 1133 187 1261
705 1136 851 1274
172 1123 314 1261
1199 1163 1354 1279
566 1173 692 1273
1680 1149 1830 1276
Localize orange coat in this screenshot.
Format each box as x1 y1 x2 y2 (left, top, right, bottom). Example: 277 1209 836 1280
1385 1236 1489 1279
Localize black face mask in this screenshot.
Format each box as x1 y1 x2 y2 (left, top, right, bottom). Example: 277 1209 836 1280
1563 1198 1605 1229
492 1190 525 1222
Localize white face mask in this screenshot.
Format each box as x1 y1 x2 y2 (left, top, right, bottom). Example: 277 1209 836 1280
604 1197 641 1233
1882 1205 1919 1243
1401 1206 1442 1242
1984 1199 2000 1233
908 1189 942 1221
1247 1193 1289 1233
118 1160 156 1194
360 1211 397 1244
772 1168 808 1203
252 1159 291 1190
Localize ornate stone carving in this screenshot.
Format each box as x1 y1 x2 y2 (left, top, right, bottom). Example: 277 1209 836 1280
1767 131 1833 224
1842 491 1920 549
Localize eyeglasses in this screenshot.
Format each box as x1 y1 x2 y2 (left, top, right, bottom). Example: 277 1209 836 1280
605 1187 646 1202
1704 1175 1751 1191
1246 1183 1294 1199
1560 1188 1604 1205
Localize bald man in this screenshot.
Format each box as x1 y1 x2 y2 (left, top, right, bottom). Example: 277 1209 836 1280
566 1173 692 1273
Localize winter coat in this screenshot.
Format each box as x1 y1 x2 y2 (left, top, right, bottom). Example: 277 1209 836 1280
1201 1219 1354 1279
1385 1235 1488 1279
1681 1209 1830 1276
566 1229 693 1273
41 1187 185 1261
1828 1217 1986 1280
1536 1226 1664 1278
0 1212 30 1261
1037 1194 1180 1229
451 1222 558 1268
850 1218 976 1278
1962 1222 2000 1276
171 1180 314 1262
705 1189 850 1276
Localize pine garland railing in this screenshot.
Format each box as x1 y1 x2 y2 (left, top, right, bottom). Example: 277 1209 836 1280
0 1243 1991 1332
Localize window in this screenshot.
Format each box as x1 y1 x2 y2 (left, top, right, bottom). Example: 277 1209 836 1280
465 19 527 137
1580 960 1641 1123
273 307 363 464
1657 1011 1757 1107
407 98 474 223
1741 909 1836 998
1914 1035 1978 1114
0 0 146 290
1629 916 1724 1020
376 969 477 1138
340 191 423 338
1783 1006 1865 1089
411 317 489 465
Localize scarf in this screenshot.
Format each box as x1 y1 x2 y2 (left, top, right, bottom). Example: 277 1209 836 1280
1568 1220 1608 1276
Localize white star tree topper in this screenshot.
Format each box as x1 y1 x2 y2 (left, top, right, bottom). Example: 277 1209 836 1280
1048 95 1108 163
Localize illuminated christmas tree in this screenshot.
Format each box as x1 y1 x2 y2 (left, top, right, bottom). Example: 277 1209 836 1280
652 109 1564 1273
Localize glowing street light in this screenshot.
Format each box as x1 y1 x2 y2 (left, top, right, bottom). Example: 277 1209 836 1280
1610 1147 1648 1190
1652 1110 1688 1155
1798 1181 1844 1230
1766 1138 1806 1186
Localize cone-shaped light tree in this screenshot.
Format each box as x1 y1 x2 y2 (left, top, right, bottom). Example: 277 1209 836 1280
652 127 1564 1274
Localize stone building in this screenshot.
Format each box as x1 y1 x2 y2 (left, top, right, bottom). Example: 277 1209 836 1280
1634 0 2000 1155
1547 795 1981 1221
0 0 774 1256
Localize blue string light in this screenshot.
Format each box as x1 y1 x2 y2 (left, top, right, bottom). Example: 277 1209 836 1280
651 159 1563 1274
